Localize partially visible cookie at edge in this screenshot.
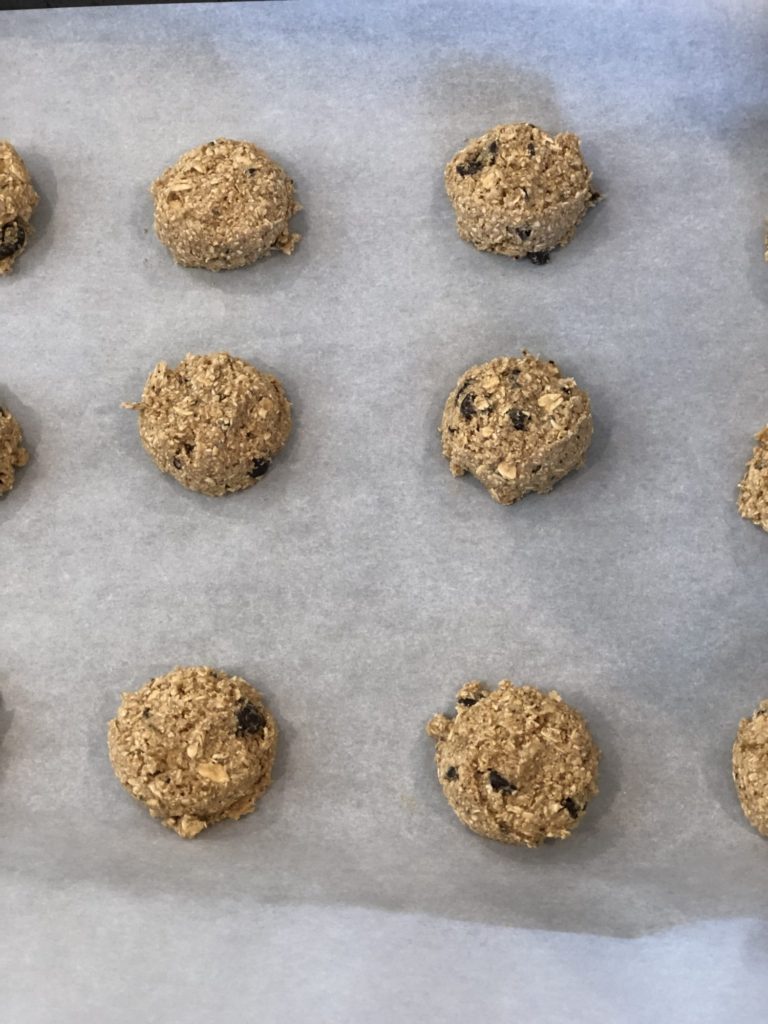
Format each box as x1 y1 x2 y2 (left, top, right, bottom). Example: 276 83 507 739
0 141 39 275
108 665 278 838
439 352 592 505
738 426 768 531
151 138 301 271
444 123 599 262
733 699 768 837
0 404 29 495
427 680 599 846
124 351 292 497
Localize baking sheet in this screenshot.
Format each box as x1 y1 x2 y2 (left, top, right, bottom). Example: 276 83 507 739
2 0 768 1017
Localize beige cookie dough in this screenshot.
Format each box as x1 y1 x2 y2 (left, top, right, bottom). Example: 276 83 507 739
427 680 599 846
732 700 768 836
0 142 39 274
125 352 292 496
440 352 592 505
108 666 278 838
738 426 768 530
151 138 300 270
444 123 598 262
0 405 28 495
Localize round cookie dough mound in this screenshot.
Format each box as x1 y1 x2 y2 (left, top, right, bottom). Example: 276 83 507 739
108 666 278 838
151 138 301 270
440 352 592 505
129 352 292 496
444 123 598 261
0 141 39 275
427 681 599 846
732 700 768 836
0 405 28 495
738 426 768 531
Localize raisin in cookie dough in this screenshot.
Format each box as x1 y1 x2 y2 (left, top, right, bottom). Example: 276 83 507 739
0 405 28 495
440 352 592 505
108 666 278 838
427 681 599 846
738 426 768 531
0 142 39 274
444 123 598 262
151 138 301 270
732 700 768 837
125 352 292 496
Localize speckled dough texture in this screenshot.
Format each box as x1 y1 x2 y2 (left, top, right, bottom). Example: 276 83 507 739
738 426 768 530
0 405 28 495
151 138 300 270
126 352 292 496
732 700 768 837
427 681 599 847
0 141 39 274
108 666 278 838
440 352 592 505
444 123 598 262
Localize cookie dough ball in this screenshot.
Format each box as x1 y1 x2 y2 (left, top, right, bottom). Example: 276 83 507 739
0 142 39 274
151 138 301 270
0 405 28 495
732 700 768 836
427 681 599 846
108 666 278 838
444 123 598 262
440 352 592 505
738 426 768 531
127 352 292 496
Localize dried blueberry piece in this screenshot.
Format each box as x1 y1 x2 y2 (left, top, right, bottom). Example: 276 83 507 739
456 160 483 177
561 385 572 396
516 228 532 241
172 456 182 470
247 167 258 176
488 140 499 156
142 707 150 719
235 699 265 737
459 393 476 420
509 409 528 431
590 191 601 204
527 250 550 265
248 458 270 479
531 464 541 474
0 220 25 260
445 766 459 781
183 442 194 454
527 142 536 156
488 771 517 794
561 797 581 819
458 697 478 707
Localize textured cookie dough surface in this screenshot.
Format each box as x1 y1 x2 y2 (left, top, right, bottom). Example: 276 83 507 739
126 352 292 496
0 406 28 495
108 666 278 838
738 426 768 531
444 123 598 261
0 142 39 274
733 700 768 837
427 681 599 846
151 138 300 270
440 352 592 505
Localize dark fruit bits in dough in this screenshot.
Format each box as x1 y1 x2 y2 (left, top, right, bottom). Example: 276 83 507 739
527 250 550 265
445 766 459 781
516 228 532 241
0 220 25 260
236 699 266 737
509 409 528 431
458 697 478 707
561 797 580 818
459 394 476 420
488 771 517 794
248 458 271 479
456 160 483 177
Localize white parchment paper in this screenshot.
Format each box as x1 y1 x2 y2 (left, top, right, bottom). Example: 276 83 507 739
2 1 768 1017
